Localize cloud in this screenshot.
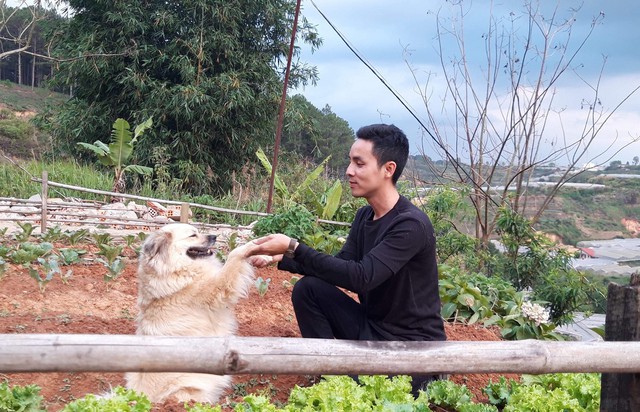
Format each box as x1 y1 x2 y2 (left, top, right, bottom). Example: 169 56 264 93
294 0 640 164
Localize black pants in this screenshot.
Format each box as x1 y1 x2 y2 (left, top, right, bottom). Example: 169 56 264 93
291 276 438 396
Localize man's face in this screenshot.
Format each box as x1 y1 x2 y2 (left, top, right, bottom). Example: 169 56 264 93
346 139 387 199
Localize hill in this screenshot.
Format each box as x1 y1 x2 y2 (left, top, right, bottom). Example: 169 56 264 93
404 152 640 245
0 81 68 159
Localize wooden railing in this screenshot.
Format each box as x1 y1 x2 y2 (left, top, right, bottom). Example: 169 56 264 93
2 334 640 375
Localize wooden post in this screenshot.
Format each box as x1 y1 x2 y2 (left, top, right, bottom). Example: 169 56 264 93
180 202 190 223
41 170 48 233
600 273 640 412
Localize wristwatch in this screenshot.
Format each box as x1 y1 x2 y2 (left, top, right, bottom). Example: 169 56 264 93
284 238 298 259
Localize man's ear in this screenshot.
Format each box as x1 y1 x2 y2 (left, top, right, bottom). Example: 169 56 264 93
384 161 397 178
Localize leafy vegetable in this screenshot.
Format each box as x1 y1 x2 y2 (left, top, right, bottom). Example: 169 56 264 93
61 386 151 412
0 382 45 412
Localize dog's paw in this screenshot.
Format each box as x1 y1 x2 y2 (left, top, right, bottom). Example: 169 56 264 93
228 241 259 260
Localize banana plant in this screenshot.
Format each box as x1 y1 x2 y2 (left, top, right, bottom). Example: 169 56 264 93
78 117 153 197
256 147 343 220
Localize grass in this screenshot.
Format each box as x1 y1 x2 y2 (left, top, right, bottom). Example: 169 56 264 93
0 80 68 113
0 159 112 200
0 157 269 226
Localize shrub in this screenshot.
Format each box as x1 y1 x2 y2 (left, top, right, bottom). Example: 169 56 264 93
253 203 317 240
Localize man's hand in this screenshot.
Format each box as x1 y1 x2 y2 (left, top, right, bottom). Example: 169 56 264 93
251 234 293 256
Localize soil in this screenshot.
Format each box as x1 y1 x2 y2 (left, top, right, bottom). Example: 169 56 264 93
0 241 517 411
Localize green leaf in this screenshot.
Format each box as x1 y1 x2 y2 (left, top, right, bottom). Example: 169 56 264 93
468 312 480 325
123 165 153 175
457 293 475 307
256 147 289 199
322 180 342 220
77 141 109 159
483 314 502 327
133 116 153 141
109 118 134 170
441 302 458 319
292 155 331 202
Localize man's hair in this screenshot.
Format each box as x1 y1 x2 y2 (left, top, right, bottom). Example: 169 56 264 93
355 124 409 184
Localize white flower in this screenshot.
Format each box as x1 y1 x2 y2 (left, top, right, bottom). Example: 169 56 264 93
521 301 551 326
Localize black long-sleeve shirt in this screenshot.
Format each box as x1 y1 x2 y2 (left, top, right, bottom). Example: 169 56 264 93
279 195 446 342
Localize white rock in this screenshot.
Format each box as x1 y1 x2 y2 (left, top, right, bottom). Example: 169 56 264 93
101 202 126 210
9 206 39 214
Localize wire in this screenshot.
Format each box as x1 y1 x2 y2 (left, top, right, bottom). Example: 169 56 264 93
307 0 490 199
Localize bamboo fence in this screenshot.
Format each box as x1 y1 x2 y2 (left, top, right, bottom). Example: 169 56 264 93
3 335 640 375
0 172 350 235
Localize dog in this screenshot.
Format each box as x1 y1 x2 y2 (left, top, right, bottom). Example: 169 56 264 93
125 223 261 404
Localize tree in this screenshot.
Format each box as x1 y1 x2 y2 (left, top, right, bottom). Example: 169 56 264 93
407 1 640 246
282 94 354 175
0 1 65 86
634 156 639 166
42 0 321 195
608 160 622 170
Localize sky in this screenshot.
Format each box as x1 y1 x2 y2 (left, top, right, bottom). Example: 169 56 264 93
291 0 640 166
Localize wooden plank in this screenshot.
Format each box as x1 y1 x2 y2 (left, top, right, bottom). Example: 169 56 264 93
3 335 640 375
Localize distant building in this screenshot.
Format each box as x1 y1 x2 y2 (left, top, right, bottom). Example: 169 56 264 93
578 247 596 259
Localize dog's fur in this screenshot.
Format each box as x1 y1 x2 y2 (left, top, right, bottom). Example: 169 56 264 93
125 223 257 403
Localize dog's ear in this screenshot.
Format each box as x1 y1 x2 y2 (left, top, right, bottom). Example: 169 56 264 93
143 230 172 260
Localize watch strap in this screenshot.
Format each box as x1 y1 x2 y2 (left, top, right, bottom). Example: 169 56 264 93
285 238 298 258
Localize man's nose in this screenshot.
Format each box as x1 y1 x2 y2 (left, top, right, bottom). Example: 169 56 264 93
346 164 354 177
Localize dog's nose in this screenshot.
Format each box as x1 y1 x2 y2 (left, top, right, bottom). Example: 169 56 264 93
207 234 217 244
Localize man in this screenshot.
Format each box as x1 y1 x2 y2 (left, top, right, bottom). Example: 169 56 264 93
252 123 445 396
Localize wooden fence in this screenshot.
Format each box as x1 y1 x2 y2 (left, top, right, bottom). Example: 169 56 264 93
0 173 350 237
2 335 640 376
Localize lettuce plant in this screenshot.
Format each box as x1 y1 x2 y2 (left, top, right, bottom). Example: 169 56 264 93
61 386 151 412
0 382 44 411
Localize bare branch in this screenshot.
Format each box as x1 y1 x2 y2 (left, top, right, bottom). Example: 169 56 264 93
408 0 640 244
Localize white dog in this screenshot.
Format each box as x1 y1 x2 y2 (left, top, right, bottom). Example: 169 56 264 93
125 223 261 403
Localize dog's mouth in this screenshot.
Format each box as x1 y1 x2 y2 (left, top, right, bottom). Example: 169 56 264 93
186 246 214 259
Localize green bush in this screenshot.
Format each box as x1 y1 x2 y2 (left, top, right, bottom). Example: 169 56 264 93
438 264 565 340
492 205 594 326
252 203 317 240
